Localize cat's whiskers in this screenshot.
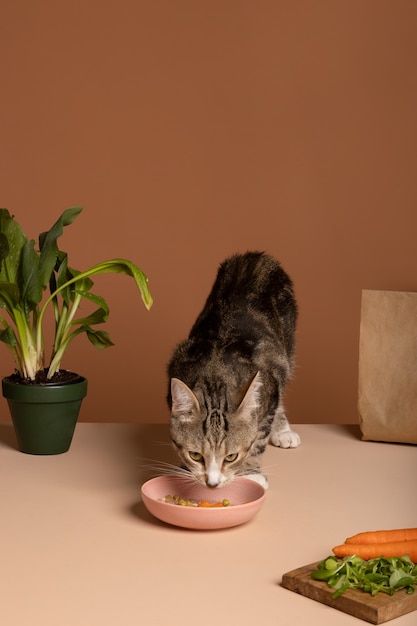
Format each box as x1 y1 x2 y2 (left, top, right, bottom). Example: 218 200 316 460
138 458 204 485
138 458 183 475
253 462 279 480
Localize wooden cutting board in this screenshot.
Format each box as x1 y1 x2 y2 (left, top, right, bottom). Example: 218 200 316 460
281 562 417 624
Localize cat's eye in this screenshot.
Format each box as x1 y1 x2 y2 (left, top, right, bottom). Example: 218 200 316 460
224 452 238 463
189 451 203 462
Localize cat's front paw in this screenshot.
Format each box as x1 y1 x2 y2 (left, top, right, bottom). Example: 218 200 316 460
270 429 301 449
243 473 269 490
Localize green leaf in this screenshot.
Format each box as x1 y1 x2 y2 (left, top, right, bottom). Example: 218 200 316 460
0 325 18 346
0 282 21 313
393 576 414 589
0 232 9 272
390 569 409 588
84 327 114 349
40 258 153 317
38 207 83 290
0 209 28 284
20 240 42 311
76 259 153 310
72 291 109 326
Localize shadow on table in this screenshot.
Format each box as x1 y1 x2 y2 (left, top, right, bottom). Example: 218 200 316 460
130 498 176 529
0 423 18 450
339 424 362 440
128 423 180 523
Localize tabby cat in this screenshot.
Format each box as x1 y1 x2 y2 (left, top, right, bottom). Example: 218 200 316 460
167 251 300 489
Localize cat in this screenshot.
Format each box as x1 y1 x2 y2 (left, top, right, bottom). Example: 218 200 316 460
167 251 300 490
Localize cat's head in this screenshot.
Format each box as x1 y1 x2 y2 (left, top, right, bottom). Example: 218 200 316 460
169 373 262 487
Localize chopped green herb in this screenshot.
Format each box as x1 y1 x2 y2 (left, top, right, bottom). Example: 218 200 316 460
311 555 417 598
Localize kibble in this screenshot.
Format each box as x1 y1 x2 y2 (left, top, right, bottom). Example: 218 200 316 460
161 495 232 507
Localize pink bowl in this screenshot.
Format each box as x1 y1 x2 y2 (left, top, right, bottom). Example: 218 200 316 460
141 475 266 530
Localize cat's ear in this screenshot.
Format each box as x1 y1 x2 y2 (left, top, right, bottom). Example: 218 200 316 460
237 372 262 419
170 378 200 421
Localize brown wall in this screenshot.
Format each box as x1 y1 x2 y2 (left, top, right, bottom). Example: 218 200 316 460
1 1 416 425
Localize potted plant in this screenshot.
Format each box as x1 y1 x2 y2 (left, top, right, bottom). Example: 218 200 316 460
0 207 153 454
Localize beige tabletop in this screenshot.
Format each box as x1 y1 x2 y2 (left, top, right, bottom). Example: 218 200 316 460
0 422 415 626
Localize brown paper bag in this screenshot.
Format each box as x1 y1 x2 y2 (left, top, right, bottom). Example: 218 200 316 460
358 289 417 444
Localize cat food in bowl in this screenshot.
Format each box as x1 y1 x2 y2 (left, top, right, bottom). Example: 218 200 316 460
141 475 265 530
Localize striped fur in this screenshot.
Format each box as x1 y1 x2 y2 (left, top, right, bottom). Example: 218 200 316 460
167 251 300 489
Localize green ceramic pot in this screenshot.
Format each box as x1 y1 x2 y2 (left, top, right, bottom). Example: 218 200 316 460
2 375 88 455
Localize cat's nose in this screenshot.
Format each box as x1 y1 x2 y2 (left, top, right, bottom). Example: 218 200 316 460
205 459 222 487
206 477 220 487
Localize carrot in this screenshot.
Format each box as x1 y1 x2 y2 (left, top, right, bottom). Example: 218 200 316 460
198 499 231 508
345 528 417 545
333 540 417 563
